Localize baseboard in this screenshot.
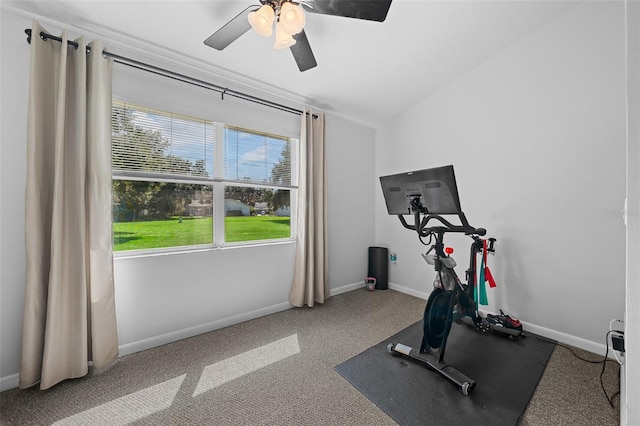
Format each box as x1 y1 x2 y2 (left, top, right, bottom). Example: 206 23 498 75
330 281 429 299
620 355 626 425
2 303 293 392
0 373 19 392
2 285 612 391
329 281 366 296
388 282 428 300
118 301 292 357
1 288 361 391
514 318 609 357
120 282 387 357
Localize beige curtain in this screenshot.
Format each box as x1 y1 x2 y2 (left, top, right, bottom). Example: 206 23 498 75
20 21 119 390
289 110 328 307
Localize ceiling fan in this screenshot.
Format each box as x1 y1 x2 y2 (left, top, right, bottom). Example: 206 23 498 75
203 0 393 72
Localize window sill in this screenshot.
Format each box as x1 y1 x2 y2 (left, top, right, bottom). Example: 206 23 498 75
113 238 296 260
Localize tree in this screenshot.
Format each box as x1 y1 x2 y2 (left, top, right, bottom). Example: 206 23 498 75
192 159 208 177
270 142 291 186
112 106 171 220
112 180 165 220
270 143 292 213
225 185 273 211
112 106 169 173
271 189 290 214
112 105 207 221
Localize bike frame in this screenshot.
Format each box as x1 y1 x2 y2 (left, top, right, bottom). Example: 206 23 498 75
381 168 500 395
397 203 492 362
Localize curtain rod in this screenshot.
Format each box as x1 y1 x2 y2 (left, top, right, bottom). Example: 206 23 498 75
24 28 317 118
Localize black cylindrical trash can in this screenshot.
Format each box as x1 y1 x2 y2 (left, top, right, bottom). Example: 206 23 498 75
368 246 388 290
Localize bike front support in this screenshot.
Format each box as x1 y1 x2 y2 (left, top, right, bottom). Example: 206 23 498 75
387 342 476 395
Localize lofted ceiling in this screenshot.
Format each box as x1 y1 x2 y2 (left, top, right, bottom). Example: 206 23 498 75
4 0 581 127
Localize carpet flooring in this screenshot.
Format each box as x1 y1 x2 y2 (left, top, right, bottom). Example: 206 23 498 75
0 289 620 425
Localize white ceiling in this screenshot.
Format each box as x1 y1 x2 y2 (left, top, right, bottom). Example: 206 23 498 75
5 0 581 126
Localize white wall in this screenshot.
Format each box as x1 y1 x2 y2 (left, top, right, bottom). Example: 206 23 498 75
375 1 627 353
0 9 376 389
326 118 377 287
623 0 640 422
1 9 31 391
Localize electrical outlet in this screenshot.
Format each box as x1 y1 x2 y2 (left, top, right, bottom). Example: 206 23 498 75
612 334 625 353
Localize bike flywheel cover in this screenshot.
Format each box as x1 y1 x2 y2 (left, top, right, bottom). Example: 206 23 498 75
423 288 453 349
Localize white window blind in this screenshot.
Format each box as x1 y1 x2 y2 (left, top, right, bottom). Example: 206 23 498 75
112 101 215 178
224 126 292 186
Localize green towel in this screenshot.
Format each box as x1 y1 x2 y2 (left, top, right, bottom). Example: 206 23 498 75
478 255 488 305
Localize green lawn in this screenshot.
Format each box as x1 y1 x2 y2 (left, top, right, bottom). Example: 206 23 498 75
113 216 291 251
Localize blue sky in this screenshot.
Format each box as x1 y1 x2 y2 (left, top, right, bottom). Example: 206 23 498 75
224 128 288 183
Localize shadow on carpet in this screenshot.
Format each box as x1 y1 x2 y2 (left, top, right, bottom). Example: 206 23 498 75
335 320 556 426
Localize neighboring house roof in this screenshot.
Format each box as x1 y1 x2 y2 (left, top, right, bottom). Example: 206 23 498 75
225 199 251 210
187 200 211 208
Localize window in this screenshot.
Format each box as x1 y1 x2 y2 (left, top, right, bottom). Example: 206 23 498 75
112 101 297 253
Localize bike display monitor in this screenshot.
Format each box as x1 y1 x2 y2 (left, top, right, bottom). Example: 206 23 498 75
379 165 462 215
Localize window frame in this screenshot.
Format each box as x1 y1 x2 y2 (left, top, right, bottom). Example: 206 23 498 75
111 100 298 257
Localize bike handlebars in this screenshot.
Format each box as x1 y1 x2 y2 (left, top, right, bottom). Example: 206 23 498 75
398 213 486 238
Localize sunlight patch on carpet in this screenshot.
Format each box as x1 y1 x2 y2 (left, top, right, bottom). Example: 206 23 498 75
52 374 186 425
193 334 300 396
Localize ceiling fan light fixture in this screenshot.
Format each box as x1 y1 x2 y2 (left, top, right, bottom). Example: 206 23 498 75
273 21 296 49
248 5 275 37
279 2 305 35
206 0 393 71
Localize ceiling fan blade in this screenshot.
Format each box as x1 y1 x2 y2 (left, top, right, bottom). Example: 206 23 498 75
204 5 258 50
301 0 392 22
290 30 317 72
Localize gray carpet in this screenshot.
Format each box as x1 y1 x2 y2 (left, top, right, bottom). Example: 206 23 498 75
0 289 620 425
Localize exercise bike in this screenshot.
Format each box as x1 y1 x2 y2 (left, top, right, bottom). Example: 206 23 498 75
379 165 522 396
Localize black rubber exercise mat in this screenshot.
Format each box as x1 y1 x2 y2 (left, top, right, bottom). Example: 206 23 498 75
335 320 556 426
